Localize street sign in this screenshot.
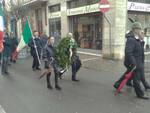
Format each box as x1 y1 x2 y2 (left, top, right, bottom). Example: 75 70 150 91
99 0 110 13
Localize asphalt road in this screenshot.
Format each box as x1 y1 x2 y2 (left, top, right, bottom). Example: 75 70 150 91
0 55 150 113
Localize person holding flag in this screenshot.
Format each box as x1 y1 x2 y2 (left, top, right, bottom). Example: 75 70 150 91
28 30 42 71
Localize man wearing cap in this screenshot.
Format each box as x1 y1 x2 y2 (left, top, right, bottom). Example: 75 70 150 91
114 22 149 100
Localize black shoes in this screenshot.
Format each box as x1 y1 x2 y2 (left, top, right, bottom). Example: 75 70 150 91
32 68 36 71
36 67 41 70
47 84 53 90
137 96 149 100
113 82 119 89
2 71 10 75
72 79 80 82
32 67 41 71
47 84 61 90
55 85 61 90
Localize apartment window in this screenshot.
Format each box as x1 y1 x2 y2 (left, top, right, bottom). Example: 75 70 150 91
68 0 99 9
49 4 60 13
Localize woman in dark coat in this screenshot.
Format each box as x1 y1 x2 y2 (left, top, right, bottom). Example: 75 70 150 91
41 36 62 90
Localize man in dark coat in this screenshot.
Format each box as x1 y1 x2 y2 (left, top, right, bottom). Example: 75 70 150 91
1 32 11 75
10 32 18 62
28 31 42 71
114 22 149 100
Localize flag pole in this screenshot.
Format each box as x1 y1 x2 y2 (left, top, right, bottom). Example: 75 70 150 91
26 17 41 66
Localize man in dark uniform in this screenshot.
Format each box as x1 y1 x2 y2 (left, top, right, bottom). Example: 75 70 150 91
114 22 149 100
28 31 42 71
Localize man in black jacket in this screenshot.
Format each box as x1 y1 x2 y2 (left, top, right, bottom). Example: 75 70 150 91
28 31 42 71
114 22 149 100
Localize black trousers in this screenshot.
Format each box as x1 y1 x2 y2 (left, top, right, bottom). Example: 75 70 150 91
115 68 144 97
46 70 59 86
32 54 40 69
46 60 59 86
1 56 9 73
126 67 150 89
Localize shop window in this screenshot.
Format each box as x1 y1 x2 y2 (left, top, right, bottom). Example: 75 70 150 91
70 13 103 50
49 18 61 45
49 4 60 13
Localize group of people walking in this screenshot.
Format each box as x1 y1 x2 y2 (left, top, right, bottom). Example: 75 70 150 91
28 31 81 90
1 22 149 100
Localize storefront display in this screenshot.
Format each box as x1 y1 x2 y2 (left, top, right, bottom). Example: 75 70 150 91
69 13 103 50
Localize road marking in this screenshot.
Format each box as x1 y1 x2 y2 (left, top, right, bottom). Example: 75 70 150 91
78 51 102 57
82 57 99 62
0 105 6 113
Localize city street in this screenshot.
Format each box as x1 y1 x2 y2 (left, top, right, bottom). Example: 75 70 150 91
0 54 150 113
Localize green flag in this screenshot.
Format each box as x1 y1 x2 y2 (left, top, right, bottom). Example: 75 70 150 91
17 19 32 52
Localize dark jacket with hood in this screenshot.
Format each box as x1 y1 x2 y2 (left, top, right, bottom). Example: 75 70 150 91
124 31 145 70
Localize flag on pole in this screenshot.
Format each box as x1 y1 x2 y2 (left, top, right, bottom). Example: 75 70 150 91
16 19 32 52
12 19 32 60
0 2 4 52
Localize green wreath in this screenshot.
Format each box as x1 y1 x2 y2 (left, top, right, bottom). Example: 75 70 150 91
55 36 72 69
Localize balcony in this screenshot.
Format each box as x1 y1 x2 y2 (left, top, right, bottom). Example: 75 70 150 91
22 0 48 7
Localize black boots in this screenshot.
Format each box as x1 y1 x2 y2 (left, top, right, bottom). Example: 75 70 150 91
55 84 61 90
47 73 53 90
55 73 61 90
47 72 61 90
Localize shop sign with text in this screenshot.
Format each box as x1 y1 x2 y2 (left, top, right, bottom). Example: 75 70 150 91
128 2 150 12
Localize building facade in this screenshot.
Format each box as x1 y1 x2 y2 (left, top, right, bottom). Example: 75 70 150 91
16 0 150 59
15 0 48 37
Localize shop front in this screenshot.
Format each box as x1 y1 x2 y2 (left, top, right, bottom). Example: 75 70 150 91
69 13 103 50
